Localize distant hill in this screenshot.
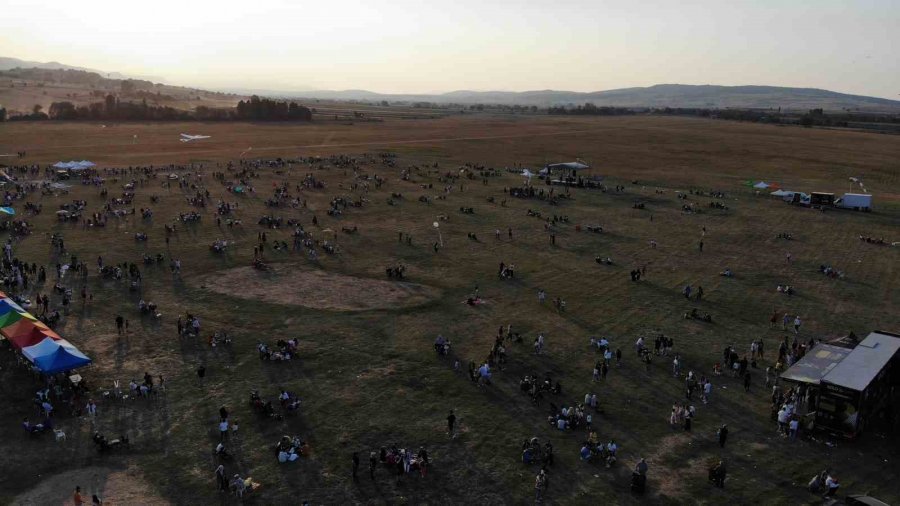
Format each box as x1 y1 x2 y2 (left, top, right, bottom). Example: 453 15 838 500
0 65 243 115
3 56 899 113
0 56 163 82
286 84 900 112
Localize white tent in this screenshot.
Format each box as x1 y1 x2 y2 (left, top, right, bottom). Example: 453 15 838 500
771 190 807 201
753 181 770 189
544 162 590 174
521 169 535 178
53 160 96 171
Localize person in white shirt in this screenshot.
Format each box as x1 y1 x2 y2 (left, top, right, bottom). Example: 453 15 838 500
789 418 799 440
824 475 839 497
219 420 229 441
777 408 789 434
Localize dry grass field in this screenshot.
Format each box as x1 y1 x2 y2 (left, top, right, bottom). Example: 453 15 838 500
0 115 898 505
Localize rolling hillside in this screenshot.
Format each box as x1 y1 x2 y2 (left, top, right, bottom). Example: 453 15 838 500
291 84 900 112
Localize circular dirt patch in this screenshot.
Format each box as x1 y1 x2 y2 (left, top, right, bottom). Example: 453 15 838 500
195 265 441 311
14 466 169 505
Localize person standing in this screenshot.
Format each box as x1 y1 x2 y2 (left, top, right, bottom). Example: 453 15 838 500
215 464 228 491
73 486 85 506
352 452 359 481
447 410 456 437
718 424 728 448
793 316 802 334
369 451 377 480
712 460 727 488
699 240 704 252
535 469 548 503
743 371 752 392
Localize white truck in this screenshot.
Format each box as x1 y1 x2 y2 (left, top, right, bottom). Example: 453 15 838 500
836 193 872 211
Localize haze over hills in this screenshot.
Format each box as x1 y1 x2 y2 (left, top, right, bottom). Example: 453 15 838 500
2 57 900 113
0 56 164 82
276 84 900 112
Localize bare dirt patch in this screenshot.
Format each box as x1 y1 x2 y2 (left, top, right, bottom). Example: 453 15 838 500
14 466 169 505
195 265 441 311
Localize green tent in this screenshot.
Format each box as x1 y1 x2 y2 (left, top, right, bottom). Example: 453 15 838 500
0 310 34 328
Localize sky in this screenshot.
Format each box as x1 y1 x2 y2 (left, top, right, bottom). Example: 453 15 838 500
1 0 898 98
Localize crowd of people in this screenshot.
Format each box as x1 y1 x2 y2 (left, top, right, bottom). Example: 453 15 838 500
1 152 874 505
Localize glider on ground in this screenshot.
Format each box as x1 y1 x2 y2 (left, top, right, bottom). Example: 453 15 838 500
179 134 211 143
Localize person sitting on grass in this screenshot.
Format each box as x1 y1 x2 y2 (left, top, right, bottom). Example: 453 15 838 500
580 443 592 461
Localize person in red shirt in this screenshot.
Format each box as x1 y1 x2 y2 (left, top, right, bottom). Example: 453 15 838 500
73 486 84 506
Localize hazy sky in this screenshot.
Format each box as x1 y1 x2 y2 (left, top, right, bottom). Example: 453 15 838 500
1 0 898 98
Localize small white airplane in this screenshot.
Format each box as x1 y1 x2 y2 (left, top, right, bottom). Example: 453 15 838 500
179 133 211 143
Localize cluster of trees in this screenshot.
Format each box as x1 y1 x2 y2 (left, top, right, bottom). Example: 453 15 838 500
3 94 313 122
234 96 312 121
547 103 635 116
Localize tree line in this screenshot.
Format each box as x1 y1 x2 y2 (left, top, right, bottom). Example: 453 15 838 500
2 95 312 122
547 103 635 116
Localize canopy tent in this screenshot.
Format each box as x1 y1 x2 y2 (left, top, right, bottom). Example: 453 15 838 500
3 322 61 349
22 336 68 362
541 161 590 175
32 345 91 375
0 298 29 315
770 189 808 201
0 308 36 328
52 160 96 171
0 207 14 216
0 293 91 374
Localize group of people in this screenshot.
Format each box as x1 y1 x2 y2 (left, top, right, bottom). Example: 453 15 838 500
257 339 298 361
